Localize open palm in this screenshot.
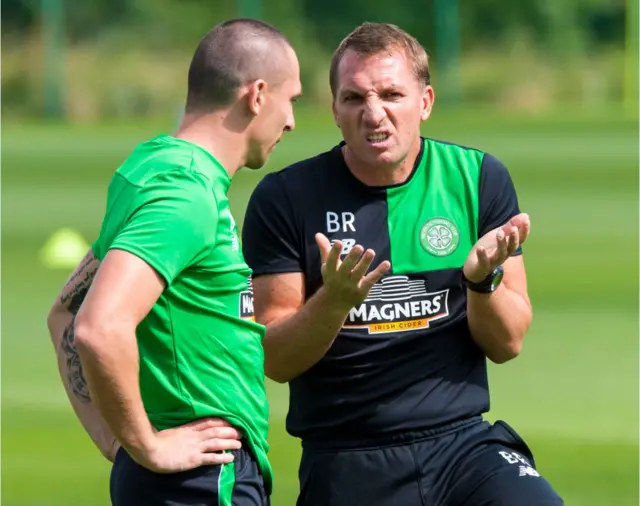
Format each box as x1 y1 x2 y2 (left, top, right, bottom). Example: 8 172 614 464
463 213 530 283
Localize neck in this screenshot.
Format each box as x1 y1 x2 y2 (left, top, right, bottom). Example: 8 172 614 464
174 111 247 177
342 137 422 187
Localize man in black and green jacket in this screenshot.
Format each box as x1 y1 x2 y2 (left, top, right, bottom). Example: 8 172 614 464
243 21 564 506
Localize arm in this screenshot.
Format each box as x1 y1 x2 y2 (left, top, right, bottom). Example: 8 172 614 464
463 153 532 364
254 272 352 384
466 251 532 364
75 249 240 471
252 234 390 383
72 171 241 472
74 248 165 462
242 175 388 383
46 249 119 461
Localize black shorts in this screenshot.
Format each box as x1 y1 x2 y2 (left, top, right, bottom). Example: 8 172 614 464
110 447 270 506
297 418 564 506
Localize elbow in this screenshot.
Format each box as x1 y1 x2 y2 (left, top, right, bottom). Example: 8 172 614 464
261 333 296 384
264 361 292 384
47 303 69 349
46 308 57 337
263 349 297 384
487 338 523 364
100 438 121 463
266 374 290 385
46 299 64 338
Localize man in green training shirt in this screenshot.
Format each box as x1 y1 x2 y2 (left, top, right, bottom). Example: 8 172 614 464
46 18 301 506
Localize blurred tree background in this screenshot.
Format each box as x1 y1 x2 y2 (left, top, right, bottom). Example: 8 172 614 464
1 0 635 120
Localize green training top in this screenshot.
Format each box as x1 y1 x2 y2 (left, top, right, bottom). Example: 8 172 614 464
92 134 272 491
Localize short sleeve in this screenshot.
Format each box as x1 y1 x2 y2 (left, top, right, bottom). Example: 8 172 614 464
478 153 523 255
242 173 302 277
110 171 215 285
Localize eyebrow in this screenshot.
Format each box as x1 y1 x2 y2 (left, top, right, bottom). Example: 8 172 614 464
339 84 406 96
338 87 363 97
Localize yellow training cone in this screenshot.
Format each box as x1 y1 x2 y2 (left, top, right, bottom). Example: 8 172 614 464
40 228 90 269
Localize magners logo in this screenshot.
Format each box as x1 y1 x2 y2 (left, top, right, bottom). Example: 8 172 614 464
239 278 255 321
343 275 449 334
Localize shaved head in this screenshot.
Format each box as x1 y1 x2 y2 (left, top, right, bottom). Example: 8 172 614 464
186 19 293 113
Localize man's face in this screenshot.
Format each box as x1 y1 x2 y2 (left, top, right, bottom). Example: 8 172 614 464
246 47 302 169
332 48 433 170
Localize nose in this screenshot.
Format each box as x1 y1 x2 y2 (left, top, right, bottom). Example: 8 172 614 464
362 97 385 126
285 111 295 132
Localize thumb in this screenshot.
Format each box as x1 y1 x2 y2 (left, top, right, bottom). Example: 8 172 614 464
498 213 529 238
315 233 332 261
507 213 530 230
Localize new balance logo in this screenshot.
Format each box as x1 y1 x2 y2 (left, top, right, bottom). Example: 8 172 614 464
499 451 540 478
499 451 530 466
330 238 356 256
519 465 540 478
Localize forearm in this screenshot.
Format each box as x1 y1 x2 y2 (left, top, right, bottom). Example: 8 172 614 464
466 284 532 364
49 310 120 461
47 250 121 460
74 322 155 460
263 287 350 383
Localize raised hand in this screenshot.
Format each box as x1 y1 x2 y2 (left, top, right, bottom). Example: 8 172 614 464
463 213 531 283
134 418 243 473
316 233 391 310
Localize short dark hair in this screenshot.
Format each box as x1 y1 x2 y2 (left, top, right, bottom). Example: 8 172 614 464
329 22 430 97
186 19 291 113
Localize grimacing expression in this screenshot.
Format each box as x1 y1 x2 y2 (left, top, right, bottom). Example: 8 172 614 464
333 48 433 170
246 49 302 169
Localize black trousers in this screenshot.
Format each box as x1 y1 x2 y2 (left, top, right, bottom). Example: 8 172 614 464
297 419 564 506
110 447 270 506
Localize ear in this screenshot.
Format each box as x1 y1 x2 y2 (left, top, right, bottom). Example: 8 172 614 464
420 85 435 122
247 79 268 116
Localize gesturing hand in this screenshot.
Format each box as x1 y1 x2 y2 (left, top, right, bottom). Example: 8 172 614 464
463 213 531 283
135 418 243 474
316 233 391 310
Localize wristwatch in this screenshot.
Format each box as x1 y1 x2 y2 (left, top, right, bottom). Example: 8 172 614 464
462 265 504 293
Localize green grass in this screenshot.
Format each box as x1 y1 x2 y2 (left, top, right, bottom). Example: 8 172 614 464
2 107 638 505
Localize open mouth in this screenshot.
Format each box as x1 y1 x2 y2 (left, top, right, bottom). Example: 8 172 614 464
366 132 390 145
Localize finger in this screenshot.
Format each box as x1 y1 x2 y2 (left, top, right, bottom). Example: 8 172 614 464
519 218 531 245
508 213 529 229
350 249 375 280
495 230 509 263
201 438 243 453
501 213 528 239
338 245 364 273
185 417 233 431
315 233 332 262
324 241 342 272
361 260 391 290
200 426 243 440
476 246 491 273
507 226 520 255
200 451 235 466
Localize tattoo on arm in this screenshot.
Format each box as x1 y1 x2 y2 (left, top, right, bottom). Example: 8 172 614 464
59 256 99 404
60 262 97 307
61 317 91 403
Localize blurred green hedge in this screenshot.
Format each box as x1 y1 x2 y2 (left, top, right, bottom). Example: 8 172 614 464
2 0 632 119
